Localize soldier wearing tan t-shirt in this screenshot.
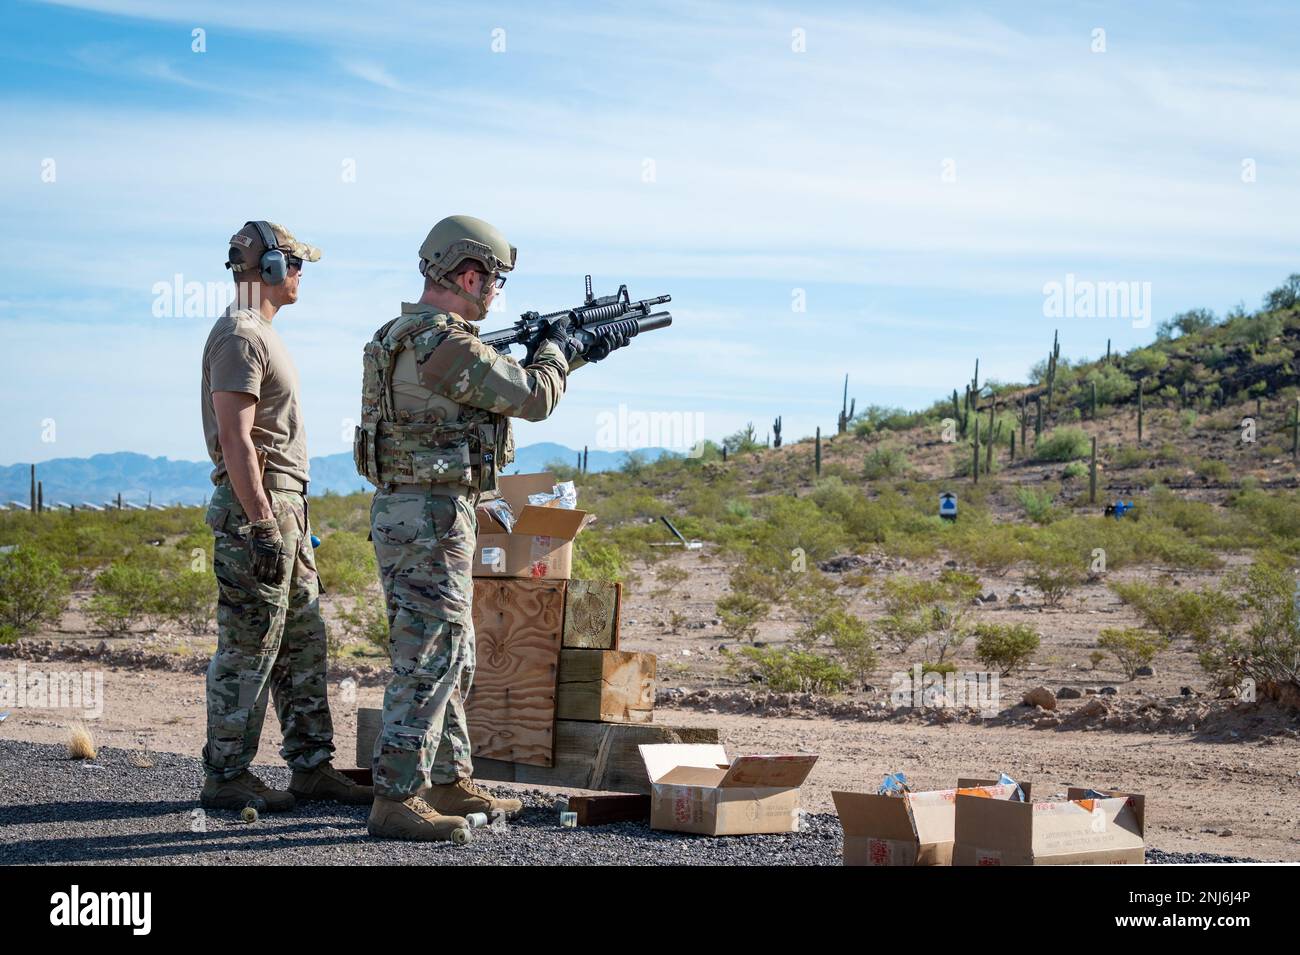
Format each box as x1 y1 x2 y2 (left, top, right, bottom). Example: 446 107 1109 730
198 220 370 813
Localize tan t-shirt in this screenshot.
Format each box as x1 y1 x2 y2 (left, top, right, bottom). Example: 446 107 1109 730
201 306 310 488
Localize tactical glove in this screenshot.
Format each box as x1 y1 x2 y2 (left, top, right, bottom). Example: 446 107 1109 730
584 325 632 363
242 517 287 587
526 316 580 364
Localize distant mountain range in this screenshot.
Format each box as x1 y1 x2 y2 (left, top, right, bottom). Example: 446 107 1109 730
0 444 674 507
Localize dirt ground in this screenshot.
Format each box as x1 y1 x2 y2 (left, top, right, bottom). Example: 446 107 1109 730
3 536 1299 863
3 652 1298 862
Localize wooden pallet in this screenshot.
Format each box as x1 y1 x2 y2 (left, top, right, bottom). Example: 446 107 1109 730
356 708 717 794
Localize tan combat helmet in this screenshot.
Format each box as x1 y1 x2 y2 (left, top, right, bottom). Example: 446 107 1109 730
418 215 516 316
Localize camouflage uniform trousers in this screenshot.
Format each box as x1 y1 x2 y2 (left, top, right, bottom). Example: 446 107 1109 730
202 481 335 780
370 488 478 799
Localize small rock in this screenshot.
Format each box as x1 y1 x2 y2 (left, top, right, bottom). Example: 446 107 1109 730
1079 698 1109 719
1100 686 1118 696
1085 688 1098 695
1057 687 1082 700
982 592 998 603
1135 665 1155 677
1023 686 1057 710
1219 829 1234 837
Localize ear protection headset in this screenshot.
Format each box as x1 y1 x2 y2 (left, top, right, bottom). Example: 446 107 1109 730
248 220 288 286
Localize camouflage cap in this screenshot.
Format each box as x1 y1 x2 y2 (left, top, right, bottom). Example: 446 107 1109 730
227 221 322 271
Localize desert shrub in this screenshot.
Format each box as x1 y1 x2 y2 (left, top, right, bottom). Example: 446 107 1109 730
1062 461 1088 481
1197 553 1300 694
572 535 628 582
1081 364 1136 405
1110 446 1152 470
87 563 159 636
152 569 217 635
716 591 769 643
920 660 958 675
723 423 764 454
863 445 910 480
1194 458 1231 483
1110 581 1239 643
312 530 376 597
0 546 70 635
1015 487 1058 524
732 646 852 694
338 596 389 649
1089 650 1105 669
1034 428 1091 462
852 405 928 436
1023 546 1086 607
875 570 981 661
1097 628 1168 680
973 623 1041 675
947 524 1023 577
652 564 689 597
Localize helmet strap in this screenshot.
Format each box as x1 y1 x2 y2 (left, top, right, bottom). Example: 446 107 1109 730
429 267 491 321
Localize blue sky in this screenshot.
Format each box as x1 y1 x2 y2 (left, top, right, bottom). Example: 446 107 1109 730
2 0 1298 466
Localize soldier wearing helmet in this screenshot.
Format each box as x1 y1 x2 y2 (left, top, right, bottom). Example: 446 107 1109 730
357 215 605 840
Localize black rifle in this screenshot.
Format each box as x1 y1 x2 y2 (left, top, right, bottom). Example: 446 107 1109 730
481 275 672 359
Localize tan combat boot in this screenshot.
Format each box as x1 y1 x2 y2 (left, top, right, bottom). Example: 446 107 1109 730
289 763 374 804
422 777 523 819
201 770 296 812
368 794 471 843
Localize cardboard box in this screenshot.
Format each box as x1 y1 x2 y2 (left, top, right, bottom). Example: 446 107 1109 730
953 786 1146 865
473 472 590 580
832 777 1031 866
639 743 817 836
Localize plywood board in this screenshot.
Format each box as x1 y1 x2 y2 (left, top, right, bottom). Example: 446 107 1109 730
466 578 565 766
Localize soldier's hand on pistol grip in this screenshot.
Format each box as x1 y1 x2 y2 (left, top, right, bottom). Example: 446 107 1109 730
243 517 288 586
584 325 632 363
526 316 580 364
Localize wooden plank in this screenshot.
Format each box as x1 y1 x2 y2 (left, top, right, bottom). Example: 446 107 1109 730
556 649 655 724
561 579 621 649
476 720 720 794
568 794 651 826
357 711 719 794
467 578 565 766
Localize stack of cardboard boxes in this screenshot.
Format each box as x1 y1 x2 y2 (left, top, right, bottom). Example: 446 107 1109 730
833 778 1146 865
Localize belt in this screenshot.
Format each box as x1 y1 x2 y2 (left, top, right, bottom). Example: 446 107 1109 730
262 472 308 493
386 483 479 502
221 472 308 494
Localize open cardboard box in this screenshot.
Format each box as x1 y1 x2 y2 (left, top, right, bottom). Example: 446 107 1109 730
473 472 591 579
953 786 1146 865
639 743 818 836
832 777 1031 866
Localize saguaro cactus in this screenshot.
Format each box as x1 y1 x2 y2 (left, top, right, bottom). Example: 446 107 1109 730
972 418 981 484
773 415 783 448
1090 436 1098 504
815 427 822 476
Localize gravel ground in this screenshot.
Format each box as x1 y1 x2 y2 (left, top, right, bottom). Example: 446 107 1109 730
0 740 1261 865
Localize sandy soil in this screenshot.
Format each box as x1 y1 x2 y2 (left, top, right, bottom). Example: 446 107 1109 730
2 661 1297 861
